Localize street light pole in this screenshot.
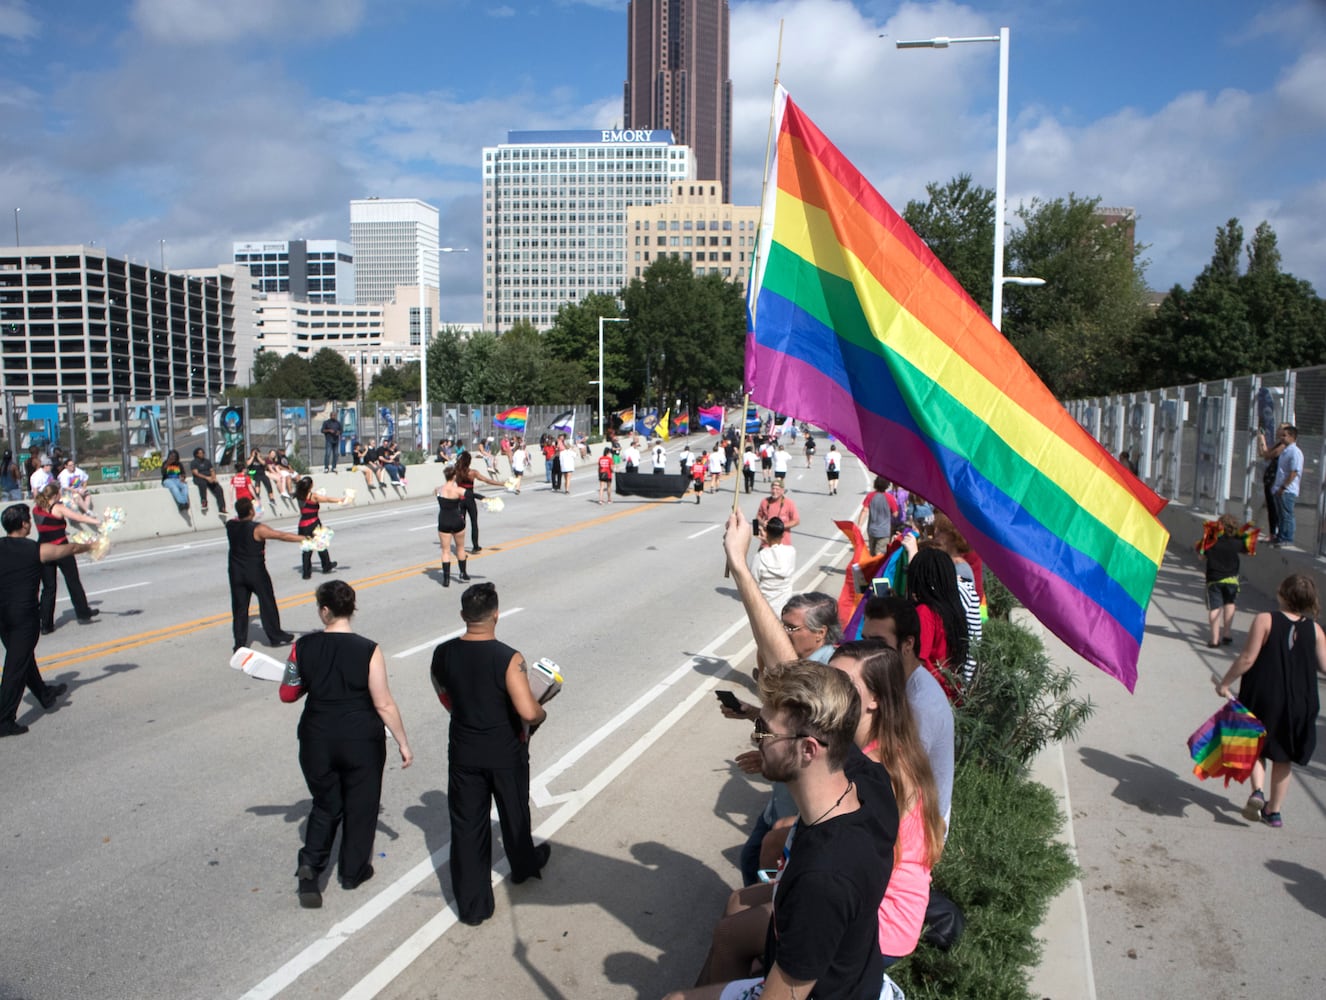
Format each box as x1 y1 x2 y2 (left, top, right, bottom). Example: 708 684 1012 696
418 245 469 453
14 207 20 247
898 26 1011 329
597 316 628 439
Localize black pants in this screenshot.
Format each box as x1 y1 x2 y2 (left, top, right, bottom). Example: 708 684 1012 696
195 479 227 511
250 467 274 499
40 555 91 630
301 547 333 579
0 613 49 724
229 564 282 650
743 469 755 493
463 491 481 550
551 462 562 491
1264 480 1280 539
448 757 539 924
298 736 385 882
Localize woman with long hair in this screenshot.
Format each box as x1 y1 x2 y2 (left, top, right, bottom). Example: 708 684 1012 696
280 579 412 908
453 450 504 554
246 448 276 504
906 546 971 691
266 449 294 499
434 465 469 587
161 449 190 511
33 483 102 632
294 476 349 580
1217 573 1326 828
1 449 24 501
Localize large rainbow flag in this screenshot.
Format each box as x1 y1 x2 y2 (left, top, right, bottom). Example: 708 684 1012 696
493 406 528 433
746 88 1168 689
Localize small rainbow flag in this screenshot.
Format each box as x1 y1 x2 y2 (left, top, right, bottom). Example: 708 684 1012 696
673 410 690 436
493 406 528 432
746 88 1169 690
1188 700 1266 786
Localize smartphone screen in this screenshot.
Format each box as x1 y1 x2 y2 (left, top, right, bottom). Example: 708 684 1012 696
715 690 743 711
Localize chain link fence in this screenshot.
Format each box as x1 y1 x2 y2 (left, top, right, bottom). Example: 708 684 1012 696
1 393 585 488
1066 365 1326 554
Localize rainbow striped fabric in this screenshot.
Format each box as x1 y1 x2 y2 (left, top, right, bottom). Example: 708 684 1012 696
493 406 528 432
1188 699 1266 786
673 411 690 436
746 88 1169 689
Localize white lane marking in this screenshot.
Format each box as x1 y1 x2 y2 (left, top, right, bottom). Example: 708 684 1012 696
390 609 524 659
687 524 722 540
240 534 846 1000
56 581 150 603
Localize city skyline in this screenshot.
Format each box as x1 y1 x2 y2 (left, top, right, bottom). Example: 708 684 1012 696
3 0 1324 326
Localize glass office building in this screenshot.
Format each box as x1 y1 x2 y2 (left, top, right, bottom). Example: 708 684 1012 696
232 239 355 304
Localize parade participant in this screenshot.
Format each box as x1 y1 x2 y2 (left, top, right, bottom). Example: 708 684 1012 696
227 498 302 651
557 439 576 495
741 443 757 494
707 444 724 493
759 437 774 483
691 453 707 503
510 438 528 494
295 476 348 580
823 443 841 495
281 580 412 908
0 504 95 737
1197 513 1249 647
33 483 101 634
773 441 790 483
858 477 900 556
190 447 228 516
546 436 561 491
455 450 505 553
679 442 694 476
231 460 261 519
1217 573 1326 829
434 466 469 587
651 440 667 475
755 480 801 541
160 449 190 512
623 437 640 475
803 431 816 467
597 447 615 505
430 582 551 925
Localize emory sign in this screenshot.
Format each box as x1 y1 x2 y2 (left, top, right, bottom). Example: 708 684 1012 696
600 129 660 142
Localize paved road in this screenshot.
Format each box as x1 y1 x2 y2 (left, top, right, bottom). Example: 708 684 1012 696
1 441 869 1000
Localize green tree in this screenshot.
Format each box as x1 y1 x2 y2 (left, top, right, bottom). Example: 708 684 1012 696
251 349 283 385
490 320 546 403
545 293 625 408
460 330 500 401
1002 194 1152 397
903 173 996 313
367 364 406 403
426 327 467 402
308 348 358 401
259 353 315 399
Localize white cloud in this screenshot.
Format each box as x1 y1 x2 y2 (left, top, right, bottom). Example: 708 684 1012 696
488 5 517 17
0 0 37 41
130 0 366 45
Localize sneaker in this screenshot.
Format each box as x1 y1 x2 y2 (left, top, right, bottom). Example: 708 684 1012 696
1261 807 1283 828
297 864 322 909
201 505 209 514
0 719 30 737
323 562 338 574
511 842 551 884
1243 789 1265 821
77 609 101 622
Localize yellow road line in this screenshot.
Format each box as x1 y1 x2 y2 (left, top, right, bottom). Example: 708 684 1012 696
40 500 657 673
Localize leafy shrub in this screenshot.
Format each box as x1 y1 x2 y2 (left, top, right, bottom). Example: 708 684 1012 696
889 763 1077 1000
982 567 1019 620
957 618 1095 777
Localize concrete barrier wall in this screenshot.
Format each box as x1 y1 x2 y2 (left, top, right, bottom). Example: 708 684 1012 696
2 454 531 545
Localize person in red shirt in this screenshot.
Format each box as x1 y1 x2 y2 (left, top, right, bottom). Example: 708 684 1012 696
597 448 615 505
755 481 801 540
690 457 707 504
232 460 262 519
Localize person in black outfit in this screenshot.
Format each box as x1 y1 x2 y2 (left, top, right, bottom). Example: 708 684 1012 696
227 498 304 651
430 582 551 925
452 450 505 554
295 476 348 579
321 413 343 473
1196 513 1252 648
190 447 229 515
280 580 412 908
0 504 94 737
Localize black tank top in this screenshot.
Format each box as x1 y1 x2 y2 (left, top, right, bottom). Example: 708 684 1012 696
299 498 321 535
33 508 67 545
226 518 266 570
430 637 524 767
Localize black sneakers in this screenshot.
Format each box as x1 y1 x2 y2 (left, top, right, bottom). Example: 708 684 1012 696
0 719 29 738
296 865 322 909
39 682 68 711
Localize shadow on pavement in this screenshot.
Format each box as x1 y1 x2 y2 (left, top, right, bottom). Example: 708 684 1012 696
1077 747 1246 825
1264 859 1326 920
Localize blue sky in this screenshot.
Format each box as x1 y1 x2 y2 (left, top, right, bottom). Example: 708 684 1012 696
3 0 1324 324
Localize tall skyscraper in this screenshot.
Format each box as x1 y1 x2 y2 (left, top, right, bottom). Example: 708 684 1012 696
233 239 355 303
349 198 439 305
624 0 732 200
482 129 694 331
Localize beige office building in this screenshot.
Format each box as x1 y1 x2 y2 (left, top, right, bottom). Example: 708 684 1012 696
624 180 759 283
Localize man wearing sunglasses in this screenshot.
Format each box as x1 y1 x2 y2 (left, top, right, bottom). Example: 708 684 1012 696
668 657 897 1000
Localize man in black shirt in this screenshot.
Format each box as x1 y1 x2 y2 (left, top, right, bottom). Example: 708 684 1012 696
226 498 304 652
321 413 343 473
0 504 94 737
190 447 228 515
430 582 551 925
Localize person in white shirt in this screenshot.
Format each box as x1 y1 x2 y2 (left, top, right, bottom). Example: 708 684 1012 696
756 517 797 614
58 458 94 513
741 444 757 494
623 440 641 474
707 445 724 493
557 440 576 494
772 443 790 483
823 444 841 495
29 457 54 499
1272 425 1304 545
510 439 528 495
759 439 774 482
651 441 667 474
679 444 694 475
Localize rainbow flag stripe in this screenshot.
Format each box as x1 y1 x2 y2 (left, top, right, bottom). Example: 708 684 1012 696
746 89 1169 690
493 406 528 432
674 411 690 436
1188 700 1266 786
